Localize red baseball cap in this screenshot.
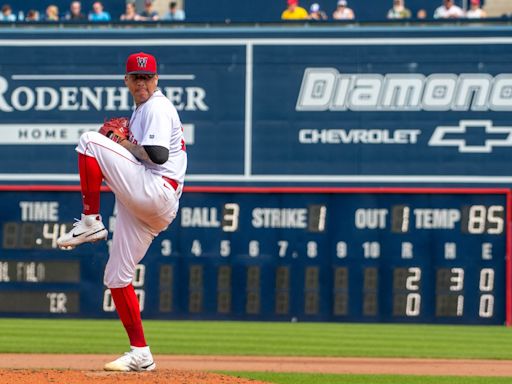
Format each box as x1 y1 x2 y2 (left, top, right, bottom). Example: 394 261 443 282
287 0 298 5
126 52 157 75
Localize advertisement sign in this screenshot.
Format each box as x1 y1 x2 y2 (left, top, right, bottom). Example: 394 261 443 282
0 31 512 184
0 43 246 177
252 41 512 181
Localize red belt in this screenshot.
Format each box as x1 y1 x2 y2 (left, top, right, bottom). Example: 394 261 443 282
162 176 178 191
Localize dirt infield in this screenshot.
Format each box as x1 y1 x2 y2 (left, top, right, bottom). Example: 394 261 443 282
0 354 512 383
0 369 269 384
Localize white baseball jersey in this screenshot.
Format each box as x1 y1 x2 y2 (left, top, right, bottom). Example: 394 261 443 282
128 89 187 185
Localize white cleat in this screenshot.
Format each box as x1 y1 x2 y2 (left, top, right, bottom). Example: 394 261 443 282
57 214 108 250
104 346 156 372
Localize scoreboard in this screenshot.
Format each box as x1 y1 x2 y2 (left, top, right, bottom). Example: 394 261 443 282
0 186 510 325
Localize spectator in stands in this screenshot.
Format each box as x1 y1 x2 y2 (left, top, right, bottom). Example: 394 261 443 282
65 1 87 20
120 2 141 21
466 0 487 18
162 1 185 21
433 0 464 19
0 4 17 21
25 9 40 21
89 1 111 21
332 0 355 20
309 3 327 20
281 0 308 20
387 0 411 19
139 0 159 21
45 5 60 21
416 8 427 19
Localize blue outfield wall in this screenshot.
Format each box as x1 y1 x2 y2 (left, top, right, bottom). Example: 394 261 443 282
0 26 511 323
0 26 511 186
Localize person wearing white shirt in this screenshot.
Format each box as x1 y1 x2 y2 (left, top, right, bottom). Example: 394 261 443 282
466 0 487 19
433 0 464 19
332 0 355 20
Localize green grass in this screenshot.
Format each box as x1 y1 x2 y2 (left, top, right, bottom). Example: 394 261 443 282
0 319 512 359
2 319 512 383
228 373 512 384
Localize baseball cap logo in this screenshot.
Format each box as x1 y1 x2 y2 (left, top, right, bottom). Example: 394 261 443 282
136 56 148 68
126 52 157 75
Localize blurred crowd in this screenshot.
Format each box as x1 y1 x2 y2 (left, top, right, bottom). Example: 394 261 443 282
0 0 494 23
281 0 488 20
0 0 185 22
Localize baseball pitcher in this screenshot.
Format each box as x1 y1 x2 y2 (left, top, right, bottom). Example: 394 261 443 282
57 52 187 371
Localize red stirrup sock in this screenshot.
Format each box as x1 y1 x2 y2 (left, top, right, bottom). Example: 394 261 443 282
110 285 147 347
78 153 103 215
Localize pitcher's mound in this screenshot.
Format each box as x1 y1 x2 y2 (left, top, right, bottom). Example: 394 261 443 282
0 369 268 384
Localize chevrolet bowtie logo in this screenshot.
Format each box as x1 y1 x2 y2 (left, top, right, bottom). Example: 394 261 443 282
429 120 512 153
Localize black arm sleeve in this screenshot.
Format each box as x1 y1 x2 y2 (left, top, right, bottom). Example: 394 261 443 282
143 145 169 165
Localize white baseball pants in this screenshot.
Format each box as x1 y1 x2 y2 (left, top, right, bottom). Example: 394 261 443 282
76 131 179 288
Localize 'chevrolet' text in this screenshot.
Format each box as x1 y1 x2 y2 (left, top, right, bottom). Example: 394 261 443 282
299 128 421 144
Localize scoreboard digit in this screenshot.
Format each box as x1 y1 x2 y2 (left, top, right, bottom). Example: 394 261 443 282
0 186 510 325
